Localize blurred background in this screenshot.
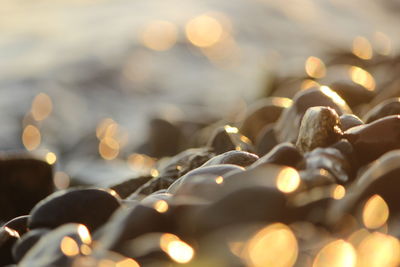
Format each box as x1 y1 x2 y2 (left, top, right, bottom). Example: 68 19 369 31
1 0 399 187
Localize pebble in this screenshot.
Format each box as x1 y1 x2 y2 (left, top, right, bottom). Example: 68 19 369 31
130 176 175 197
130 147 216 197
303 147 352 184
28 188 121 232
193 186 288 236
240 97 291 142
251 142 303 169
140 118 184 158
167 164 244 195
110 175 152 199
0 226 19 265
2 215 29 237
343 115 400 165
296 106 342 154
201 150 258 167
94 204 172 255
158 147 214 178
363 97 400 123
327 150 400 233
274 87 351 144
12 228 50 263
329 80 375 108
207 125 254 154
0 154 53 222
339 114 364 131
19 224 91 266
298 169 336 189
254 124 278 156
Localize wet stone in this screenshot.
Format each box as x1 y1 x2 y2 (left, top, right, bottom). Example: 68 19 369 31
367 79 400 109
327 150 400 233
167 164 244 195
19 224 90 266
95 204 172 255
207 125 254 155
343 115 400 165
296 106 342 154
339 114 364 131
363 97 400 123
130 176 175 198
12 228 50 263
329 80 375 108
141 118 185 158
240 97 291 142
28 188 121 232
274 87 351 144
0 154 54 222
302 147 352 184
2 216 29 237
0 226 20 265
251 142 303 169
217 164 302 201
298 169 337 190
255 124 279 156
201 150 258 167
193 187 288 236
158 147 214 179
110 175 152 199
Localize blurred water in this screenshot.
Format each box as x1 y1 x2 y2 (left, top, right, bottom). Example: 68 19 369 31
0 0 399 184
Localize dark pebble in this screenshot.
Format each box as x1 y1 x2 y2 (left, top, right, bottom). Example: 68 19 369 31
2 215 29 237
19 224 91 266
193 186 288 236
207 125 254 154
255 124 279 156
167 164 244 195
240 97 291 142
328 150 400 234
28 188 120 232
0 154 53 222
95 204 172 255
110 175 152 199
343 115 400 165
303 147 352 184
339 114 364 131
12 228 49 263
0 227 19 265
251 142 303 169
142 118 185 158
158 147 214 178
363 97 400 123
201 150 258 167
329 80 375 108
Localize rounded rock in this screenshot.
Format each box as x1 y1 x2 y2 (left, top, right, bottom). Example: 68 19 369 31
28 188 120 232
12 228 49 263
296 106 342 153
201 150 259 168
339 114 364 131
274 87 351 144
343 115 400 165
363 98 400 123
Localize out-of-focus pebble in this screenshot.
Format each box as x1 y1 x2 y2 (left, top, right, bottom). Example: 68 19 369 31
28 188 120 232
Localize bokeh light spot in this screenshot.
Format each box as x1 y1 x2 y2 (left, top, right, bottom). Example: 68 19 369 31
362 194 389 229
276 167 300 193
